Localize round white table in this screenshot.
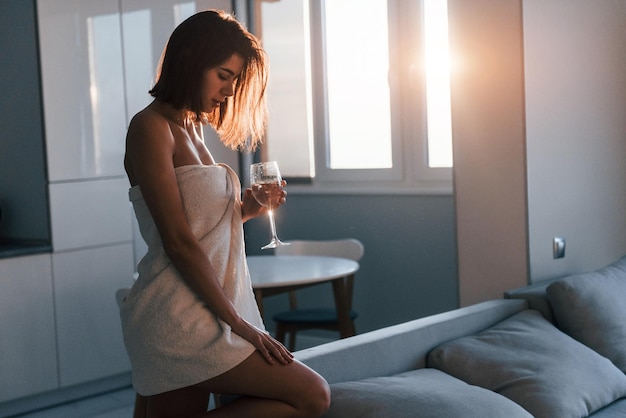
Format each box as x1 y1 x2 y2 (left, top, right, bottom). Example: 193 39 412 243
247 255 360 338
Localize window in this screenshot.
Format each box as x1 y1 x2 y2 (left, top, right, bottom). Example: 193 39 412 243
257 0 452 193
257 0 314 178
423 0 453 168
323 0 392 170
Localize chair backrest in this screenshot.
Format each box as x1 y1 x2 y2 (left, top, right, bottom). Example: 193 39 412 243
275 238 364 262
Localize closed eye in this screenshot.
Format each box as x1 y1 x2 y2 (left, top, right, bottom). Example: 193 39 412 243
218 66 241 81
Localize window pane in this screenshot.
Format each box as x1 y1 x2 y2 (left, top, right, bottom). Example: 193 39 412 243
423 0 453 168
261 0 314 178
323 0 392 169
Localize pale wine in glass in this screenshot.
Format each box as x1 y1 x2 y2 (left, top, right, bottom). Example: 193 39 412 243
250 161 290 249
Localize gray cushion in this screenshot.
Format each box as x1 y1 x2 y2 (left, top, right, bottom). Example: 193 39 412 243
325 368 532 418
427 310 626 418
547 255 626 372
591 398 626 418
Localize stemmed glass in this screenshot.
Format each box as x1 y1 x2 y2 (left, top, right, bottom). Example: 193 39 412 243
250 161 291 249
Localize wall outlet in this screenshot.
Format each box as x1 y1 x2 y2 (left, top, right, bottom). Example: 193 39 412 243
553 237 566 259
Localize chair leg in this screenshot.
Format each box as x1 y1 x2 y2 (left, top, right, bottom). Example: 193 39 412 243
275 323 287 345
288 330 297 351
213 393 222 409
133 394 147 418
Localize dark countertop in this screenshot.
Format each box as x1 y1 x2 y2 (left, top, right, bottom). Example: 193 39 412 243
0 238 52 259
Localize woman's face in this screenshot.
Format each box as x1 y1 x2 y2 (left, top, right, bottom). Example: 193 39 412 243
202 53 244 112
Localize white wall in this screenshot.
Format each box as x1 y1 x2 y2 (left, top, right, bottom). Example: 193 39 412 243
451 0 626 303
524 0 626 281
449 0 529 306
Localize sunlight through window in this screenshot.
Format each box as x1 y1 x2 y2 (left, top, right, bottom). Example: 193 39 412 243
260 0 453 188
423 0 453 168
324 0 392 169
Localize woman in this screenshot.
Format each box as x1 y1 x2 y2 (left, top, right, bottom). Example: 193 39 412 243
120 10 330 418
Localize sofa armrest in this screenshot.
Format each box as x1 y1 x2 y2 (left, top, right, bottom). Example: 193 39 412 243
505 277 566 323
295 299 528 384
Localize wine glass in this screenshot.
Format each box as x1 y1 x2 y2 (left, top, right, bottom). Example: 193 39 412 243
250 161 291 249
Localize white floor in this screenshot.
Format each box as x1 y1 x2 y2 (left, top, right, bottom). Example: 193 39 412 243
10 387 136 418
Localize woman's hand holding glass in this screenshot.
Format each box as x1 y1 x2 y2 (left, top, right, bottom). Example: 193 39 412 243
249 161 291 249
241 180 286 222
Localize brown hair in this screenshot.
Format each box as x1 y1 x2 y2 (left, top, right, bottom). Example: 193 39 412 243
150 10 268 150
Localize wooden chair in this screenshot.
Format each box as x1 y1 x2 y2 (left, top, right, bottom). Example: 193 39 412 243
273 238 364 351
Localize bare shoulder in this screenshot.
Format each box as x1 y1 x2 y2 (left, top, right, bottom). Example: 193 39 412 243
125 107 177 159
127 107 171 140
124 106 177 186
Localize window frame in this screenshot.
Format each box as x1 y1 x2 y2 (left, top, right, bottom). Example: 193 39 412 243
256 0 453 195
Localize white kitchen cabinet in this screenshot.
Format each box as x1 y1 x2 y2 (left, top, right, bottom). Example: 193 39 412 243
48 178 133 252
53 244 134 387
37 0 127 181
0 254 57 403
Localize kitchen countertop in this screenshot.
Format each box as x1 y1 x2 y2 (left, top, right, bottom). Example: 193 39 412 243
0 238 52 259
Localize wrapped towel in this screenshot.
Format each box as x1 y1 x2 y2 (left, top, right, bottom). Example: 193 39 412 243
120 164 264 396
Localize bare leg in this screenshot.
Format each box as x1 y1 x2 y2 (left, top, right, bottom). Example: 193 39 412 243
146 351 330 418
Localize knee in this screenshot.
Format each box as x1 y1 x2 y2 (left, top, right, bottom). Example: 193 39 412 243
300 377 331 417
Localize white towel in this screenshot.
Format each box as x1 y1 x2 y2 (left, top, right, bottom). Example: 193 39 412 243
120 164 264 396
